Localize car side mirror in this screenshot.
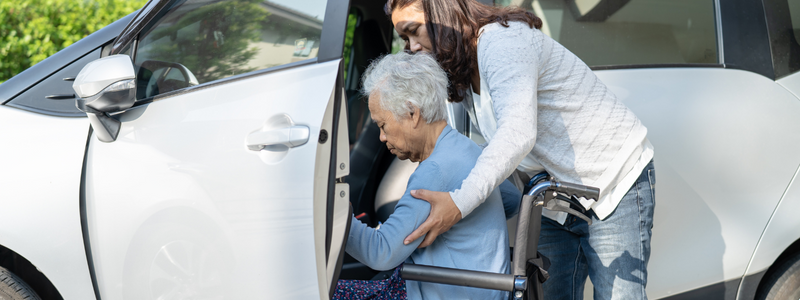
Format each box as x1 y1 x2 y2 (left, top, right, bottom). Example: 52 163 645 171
72 54 136 142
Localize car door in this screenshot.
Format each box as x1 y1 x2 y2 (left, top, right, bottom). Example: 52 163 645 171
79 0 351 299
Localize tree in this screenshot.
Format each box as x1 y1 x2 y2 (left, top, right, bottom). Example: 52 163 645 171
0 0 148 84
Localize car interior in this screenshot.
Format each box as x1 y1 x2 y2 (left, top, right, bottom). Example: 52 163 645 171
338 0 507 281
339 0 402 280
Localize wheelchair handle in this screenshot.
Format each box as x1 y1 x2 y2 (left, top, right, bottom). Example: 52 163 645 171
553 181 600 201
527 180 599 201
515 180 599 276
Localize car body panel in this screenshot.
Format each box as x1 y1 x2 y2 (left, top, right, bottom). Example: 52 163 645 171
311 89 352 297
742 70 800 278
776 69 800 98
313 93 338 298
595 67 800 298
743 163 800 278
328 94 352 283
0 106 95 300
84 60 340 299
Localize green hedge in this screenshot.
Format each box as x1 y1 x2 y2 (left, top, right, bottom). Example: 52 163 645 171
0 0 148 83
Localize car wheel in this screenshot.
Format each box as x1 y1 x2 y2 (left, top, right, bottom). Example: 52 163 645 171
0 266 41 300
758 252 800 300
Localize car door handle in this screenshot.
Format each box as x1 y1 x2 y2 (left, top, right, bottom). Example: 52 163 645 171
246 125 309 151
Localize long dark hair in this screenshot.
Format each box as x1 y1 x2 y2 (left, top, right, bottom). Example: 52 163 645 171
386 0 542 102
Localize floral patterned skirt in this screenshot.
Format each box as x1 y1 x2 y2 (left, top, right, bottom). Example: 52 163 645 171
332 265 407 300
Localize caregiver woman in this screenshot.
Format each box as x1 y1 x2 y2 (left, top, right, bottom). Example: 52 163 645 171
387 0 656 299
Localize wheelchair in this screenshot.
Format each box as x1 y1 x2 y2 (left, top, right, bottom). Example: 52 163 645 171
400 173 600 300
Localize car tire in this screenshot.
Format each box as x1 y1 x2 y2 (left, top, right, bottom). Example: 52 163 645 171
758 253 800 300
0 266 41 300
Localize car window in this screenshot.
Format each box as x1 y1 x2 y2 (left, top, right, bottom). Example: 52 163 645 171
495 0 718 67
134 0 327 100
763 0 800 78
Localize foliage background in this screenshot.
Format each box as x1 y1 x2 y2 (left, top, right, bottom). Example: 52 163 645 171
0 0 148 84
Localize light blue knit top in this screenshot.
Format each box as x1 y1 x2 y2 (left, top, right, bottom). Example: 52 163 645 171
346 125 513 300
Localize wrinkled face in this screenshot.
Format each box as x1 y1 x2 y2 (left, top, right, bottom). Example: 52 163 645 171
391 2 432 53
368 93 420 161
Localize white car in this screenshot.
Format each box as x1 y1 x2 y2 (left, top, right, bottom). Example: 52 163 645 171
1 0 799 299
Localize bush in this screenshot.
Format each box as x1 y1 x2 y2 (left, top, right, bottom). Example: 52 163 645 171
0 0 148 83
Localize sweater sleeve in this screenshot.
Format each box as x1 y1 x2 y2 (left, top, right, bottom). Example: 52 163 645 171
345 162 445 271
450 23 539 217
499 179 522 219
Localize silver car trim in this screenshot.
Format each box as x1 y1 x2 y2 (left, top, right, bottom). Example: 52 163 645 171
590 63 723 71
715 0 724 64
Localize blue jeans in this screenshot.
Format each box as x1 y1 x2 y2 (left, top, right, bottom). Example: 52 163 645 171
539 160 655 300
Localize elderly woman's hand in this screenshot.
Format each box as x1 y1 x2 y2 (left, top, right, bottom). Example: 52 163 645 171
404 189 463 248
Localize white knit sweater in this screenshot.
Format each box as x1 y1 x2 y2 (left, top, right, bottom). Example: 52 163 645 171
451 21 652 220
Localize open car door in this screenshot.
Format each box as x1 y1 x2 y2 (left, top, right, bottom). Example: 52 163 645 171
75 0 352 298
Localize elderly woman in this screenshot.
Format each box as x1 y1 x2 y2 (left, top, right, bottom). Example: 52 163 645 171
334 52 517 300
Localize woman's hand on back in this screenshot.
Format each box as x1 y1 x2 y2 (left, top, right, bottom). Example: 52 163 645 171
404 189 462 248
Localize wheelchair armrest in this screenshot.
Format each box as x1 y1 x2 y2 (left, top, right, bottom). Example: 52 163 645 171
401 264 517 291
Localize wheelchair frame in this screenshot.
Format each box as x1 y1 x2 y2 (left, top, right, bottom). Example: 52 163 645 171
400 175 600 300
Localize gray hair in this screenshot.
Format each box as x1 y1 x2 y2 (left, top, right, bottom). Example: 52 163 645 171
362 52 449 123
